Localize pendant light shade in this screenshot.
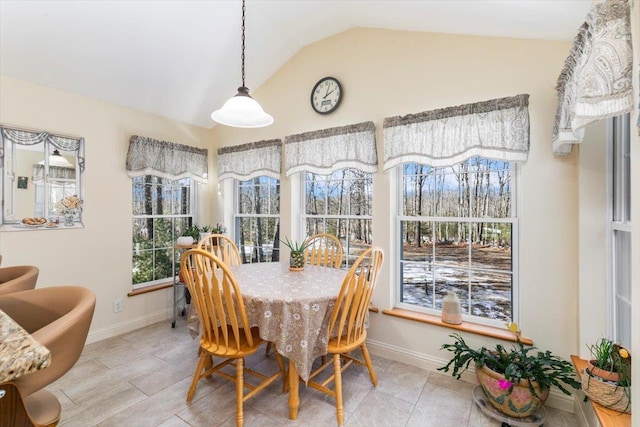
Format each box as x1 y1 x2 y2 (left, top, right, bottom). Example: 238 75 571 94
211 0 273 128
211 86 273 128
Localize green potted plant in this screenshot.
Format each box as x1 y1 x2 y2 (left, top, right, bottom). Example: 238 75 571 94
438 333 581 418
179 225 201 246
583 338 631 413
281 237 312 271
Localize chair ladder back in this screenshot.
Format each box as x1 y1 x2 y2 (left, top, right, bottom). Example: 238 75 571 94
328 247 383 348
198 234 242 266
304 233 344 269
181 249 254 351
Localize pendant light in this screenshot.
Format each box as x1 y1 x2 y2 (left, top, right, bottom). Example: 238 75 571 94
211 0 273 128
38 149 73 168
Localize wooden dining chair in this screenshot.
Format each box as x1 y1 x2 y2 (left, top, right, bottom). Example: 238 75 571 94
197 234 242 266
306 246 384 427
180 249 285 427
303 233 343 269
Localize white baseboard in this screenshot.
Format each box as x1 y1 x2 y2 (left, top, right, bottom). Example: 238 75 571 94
85 308 172 344
366 338 576 414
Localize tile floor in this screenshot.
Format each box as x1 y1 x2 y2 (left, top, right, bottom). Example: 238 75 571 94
50 320 579 427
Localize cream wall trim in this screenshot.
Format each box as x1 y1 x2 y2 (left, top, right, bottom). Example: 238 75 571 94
85 309 171 344
367 338 575 413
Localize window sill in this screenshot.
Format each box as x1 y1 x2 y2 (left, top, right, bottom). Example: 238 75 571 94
571 356 630 427
128 281 173 297
381 308 533 345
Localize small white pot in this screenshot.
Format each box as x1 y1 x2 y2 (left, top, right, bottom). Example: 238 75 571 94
177 236 194 246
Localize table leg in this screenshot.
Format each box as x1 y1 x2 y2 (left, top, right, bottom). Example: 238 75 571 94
288 360 299 420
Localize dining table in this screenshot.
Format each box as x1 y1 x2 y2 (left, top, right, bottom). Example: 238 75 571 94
0 308 51 383
229 262 347 420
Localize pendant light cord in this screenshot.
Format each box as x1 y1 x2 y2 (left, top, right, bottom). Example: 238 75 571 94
241 0 246 88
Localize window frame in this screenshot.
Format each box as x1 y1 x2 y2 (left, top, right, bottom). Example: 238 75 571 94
301 168 374 269
233 176 281 264
393 159 519 328
606 113 631 347
131 175 196 290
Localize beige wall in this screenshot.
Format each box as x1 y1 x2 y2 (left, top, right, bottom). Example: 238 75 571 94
0 74 214 340
212 28 581 410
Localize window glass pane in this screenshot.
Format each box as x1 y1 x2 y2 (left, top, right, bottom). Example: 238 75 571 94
470 223 512 272
305 170 373 269
469 270 512 321
132 249 153 284
238 184 255 214
235 177 281 264
133 218 153 250
616 298 631 349
402 164 436 217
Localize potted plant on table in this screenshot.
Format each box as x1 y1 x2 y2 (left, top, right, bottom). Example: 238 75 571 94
583 338 631 413
281 237 312 271
438 333 581 418
178 225 201 246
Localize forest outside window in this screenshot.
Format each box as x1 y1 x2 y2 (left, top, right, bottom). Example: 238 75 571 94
397 158 517 327
304 168 373 268
132 176 194 289
235 176 280 264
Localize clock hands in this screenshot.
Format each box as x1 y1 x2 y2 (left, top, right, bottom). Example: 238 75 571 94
323 89 335 99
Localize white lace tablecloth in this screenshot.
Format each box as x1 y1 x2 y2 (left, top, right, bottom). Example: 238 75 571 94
230 262 345 381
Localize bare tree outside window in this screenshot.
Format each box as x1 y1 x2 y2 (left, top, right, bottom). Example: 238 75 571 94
235 176 280 263
304 169 373 269
132 176 194 288
399 158 516 323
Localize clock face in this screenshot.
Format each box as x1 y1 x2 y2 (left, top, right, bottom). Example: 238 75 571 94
311 77 342 114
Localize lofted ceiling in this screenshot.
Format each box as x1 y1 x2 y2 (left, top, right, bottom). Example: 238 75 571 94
0 0 592 128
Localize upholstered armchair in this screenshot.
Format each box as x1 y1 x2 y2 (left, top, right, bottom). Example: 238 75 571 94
0 265 39 296
0 286 96 426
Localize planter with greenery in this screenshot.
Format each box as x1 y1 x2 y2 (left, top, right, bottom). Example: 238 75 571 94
281 237 312 271
583 338 631 414
180 225 201 245
439 333 581 418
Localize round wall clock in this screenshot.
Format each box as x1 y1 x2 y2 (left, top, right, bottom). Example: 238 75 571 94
310 77 342 114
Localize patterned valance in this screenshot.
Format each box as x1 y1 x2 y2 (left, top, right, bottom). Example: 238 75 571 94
217 139 282 182
32 165 76 183
284 121 377 177
1 125 85 170
126 135 208 183
552 0 633 154
383 94 530 170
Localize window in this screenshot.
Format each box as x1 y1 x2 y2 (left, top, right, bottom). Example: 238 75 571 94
304 168 373 268
397 158 517 325
132 176 194 288
608 114 631 348
235 176 280 263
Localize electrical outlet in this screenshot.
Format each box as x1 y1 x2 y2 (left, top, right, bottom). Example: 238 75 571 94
113 298 123 313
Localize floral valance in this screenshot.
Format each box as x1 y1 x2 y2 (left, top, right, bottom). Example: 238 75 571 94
126 135 208 184
552 0 633 154
383 94 530 170
217 139 282 182
284 121 377 177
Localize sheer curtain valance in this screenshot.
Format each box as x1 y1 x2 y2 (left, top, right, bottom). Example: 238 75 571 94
1 126 85 169
284 121 377 177
217 139 282 182
126 135 208 183
32 165 76 183
383 94 530 170
552 0 633 154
